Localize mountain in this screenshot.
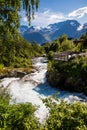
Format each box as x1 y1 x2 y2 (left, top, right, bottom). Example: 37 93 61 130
20 20 87 44
23 27 47 44
49 20 80 40
20 25 28 33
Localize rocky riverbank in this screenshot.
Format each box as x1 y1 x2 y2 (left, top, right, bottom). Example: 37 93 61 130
47 56 87 95
0 67 34 79
47 70 87 95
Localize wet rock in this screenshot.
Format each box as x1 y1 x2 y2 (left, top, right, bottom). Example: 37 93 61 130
8 70 17 77
47 71 87 95
16 71 26 78
8 70 26 78
46 71 66 87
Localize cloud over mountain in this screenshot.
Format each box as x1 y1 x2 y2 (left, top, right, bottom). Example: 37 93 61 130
20 7 87 27
32 9 65 27
68 6 87 18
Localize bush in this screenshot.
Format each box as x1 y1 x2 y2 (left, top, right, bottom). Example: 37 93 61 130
0 88 40 130
43 98 87 130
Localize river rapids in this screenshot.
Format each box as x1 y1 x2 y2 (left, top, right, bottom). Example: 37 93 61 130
0 57 87 123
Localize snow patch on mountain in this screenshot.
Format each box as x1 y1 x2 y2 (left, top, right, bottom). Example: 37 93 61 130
77 25 83 31
70 22 77 26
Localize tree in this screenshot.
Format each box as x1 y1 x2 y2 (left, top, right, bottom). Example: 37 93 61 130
0 0 40 27
0 0 40 47
0 0 40 67
59 34 67 43
80 33 87 47
0 0 40 40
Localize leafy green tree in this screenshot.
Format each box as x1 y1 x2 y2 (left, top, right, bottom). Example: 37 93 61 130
0 0 40 26
0 0 40 43
59 34 67 43
80 33 87 47
49 40 60 52
59 39 75 51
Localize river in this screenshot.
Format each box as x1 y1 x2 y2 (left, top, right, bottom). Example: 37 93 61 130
0 57 87 123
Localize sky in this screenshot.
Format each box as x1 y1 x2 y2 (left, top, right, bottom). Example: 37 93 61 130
20 0 87 27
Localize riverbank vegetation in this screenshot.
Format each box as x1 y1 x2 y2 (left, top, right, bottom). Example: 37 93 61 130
0 32 44 68
46 34 87 94
43 34 87 59
0 0 43 77
0 88 40 130
0 88 87 130
0 32 44 78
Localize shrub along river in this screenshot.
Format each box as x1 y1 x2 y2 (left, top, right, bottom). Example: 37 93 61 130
0 57 87 124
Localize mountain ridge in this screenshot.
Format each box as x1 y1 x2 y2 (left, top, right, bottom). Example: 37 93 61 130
20 20 87 44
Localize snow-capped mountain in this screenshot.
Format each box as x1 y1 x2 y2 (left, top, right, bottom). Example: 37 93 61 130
20 20 87 44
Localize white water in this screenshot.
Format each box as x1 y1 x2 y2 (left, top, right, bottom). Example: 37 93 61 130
0 57 87 123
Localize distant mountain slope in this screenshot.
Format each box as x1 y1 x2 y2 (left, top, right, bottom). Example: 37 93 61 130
20 25 28 33
50 20 81 40
23 31 47 44
20 20 87 44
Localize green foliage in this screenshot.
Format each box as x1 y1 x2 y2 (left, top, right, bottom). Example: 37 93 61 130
75 42 83 52
0 87 87 130
59 39 75 51
59 34 67 43
47 51 54 60
47 55 87 93
46 34 87 93
0 87 10 105
80 33 87 47
0 88 40 130
4 103 39 130
48 56 87 79
0 0 40 28
43 35 76 60
49 40 60 52
0 0 40 68
0 31 44 68
43 98 87 130
22 0 40 25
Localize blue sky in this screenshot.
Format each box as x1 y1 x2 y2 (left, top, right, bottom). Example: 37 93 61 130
39 0 87 13
21 0 87 27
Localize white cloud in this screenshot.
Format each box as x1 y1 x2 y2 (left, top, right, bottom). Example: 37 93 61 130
68 6 87 19
20 10 28 25
20 7 87 27
32 10 65 27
